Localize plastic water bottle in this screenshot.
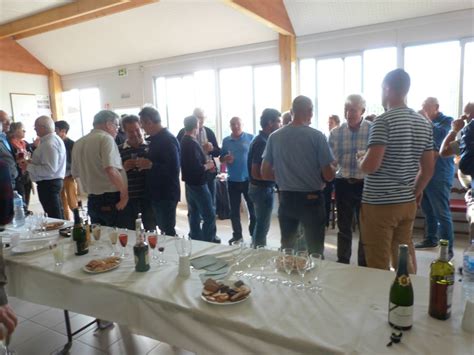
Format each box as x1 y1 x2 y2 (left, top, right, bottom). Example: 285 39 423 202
13 191 25 227
463 239 474 302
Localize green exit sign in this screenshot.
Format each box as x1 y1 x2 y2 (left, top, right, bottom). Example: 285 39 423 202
118 68 127 77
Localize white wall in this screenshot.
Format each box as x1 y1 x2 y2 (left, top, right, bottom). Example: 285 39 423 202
61 9 474 110
0 71 49 116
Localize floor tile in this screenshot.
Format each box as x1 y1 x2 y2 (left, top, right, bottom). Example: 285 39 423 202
107 327 159 355
51 340 107 355
76 323 123 351
52 314 96 336
148 343 196 355
11 299 50 319
30 308 70 329
17 315 26 324
14 328 66 355
9 320 49 347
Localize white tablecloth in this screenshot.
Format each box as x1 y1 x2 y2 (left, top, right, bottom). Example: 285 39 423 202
4 233 473 354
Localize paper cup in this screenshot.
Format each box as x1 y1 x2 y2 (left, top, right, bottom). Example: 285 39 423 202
462 299 474 333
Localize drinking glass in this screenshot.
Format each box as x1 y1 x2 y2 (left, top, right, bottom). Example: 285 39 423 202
231 240 243 262
295 251 309 290
157 234 167 265
175 235 192 257
147 232 158 262
48 240 64 267
91 224 101 255
39 212 48 236
309 253 323 294
109 228 118 256
0 325 15 355
255 245 268 283
282 248 295 287
266 256 280 285
119 233 128 258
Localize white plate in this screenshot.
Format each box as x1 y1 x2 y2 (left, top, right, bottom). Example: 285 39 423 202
11 242 48 254
200 292 250 305
82 263 121 274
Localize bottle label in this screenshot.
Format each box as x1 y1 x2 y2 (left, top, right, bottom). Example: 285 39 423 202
447 284 453 311
389 303 413 328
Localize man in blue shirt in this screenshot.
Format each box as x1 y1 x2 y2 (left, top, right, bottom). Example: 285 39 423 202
139 106 180 236
220 117 255 244
262 96 336 255
416 97 455 258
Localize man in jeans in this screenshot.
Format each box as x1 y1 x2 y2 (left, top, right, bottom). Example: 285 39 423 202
248 108 281 247
72 110 129 227
329 94 370 265
262 96 336 255
118 115 156 231
415 97 455 259
220 117 255 244
180 115 217 242
359 69 434 273
139 106 180 236
24 116 66 219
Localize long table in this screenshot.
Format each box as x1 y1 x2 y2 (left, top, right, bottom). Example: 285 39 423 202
4 233 472 354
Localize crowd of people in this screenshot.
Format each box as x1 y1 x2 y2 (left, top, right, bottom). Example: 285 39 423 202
1 69 474 334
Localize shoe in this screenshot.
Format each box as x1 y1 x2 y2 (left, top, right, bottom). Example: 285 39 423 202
414 240 438 249
212 236 221 244
228 236 243 245
97 319 113 330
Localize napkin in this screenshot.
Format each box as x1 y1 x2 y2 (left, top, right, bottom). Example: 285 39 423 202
191 255 219 269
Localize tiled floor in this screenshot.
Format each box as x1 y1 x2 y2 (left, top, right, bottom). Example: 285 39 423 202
7 193 470 354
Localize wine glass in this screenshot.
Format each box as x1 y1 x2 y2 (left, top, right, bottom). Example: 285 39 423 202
295 251 309 290
109 228 118 256
92 224 101 255
309 253 323 294
147 232 158 262
119 233 128 258
0 325 15 355
157 234 167 265
255 245 267 283
39 212 48 236
266 255 281 285
282 248 295 287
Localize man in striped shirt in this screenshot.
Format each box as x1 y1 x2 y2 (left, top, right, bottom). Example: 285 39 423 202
329 94 371 266
359 69 435 273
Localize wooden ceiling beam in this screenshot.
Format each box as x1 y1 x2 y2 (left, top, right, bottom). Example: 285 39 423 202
224 0 295 36
0 0 158 40
0 38 49 75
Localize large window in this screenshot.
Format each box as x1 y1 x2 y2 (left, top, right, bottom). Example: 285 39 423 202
463 41 474 110
62 88 101 141
114 107 141 117
405 41 461 117
219 66 254 138
299 58 316 107
154 70 216 135
363 47 397 116
253 64 281 128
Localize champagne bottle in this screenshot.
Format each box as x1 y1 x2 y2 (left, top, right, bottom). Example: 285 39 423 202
84 218 91 248
72 208 88 256
388 244 413 330
429 239 455 320
133 214 150 272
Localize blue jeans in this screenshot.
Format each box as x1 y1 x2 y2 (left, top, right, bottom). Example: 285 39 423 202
151 200 178 236
117 198 156 231
228 181 256 240
185 184 216 242
421 179 454 251
248 184 274 247
88 192 120 227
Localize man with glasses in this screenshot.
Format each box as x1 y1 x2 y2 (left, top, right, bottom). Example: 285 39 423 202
72 110 128 226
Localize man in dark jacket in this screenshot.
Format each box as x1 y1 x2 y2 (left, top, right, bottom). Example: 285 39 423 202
180 116 217 243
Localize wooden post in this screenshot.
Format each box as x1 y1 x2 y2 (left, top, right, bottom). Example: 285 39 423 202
279 34 296 113
48 70 63 121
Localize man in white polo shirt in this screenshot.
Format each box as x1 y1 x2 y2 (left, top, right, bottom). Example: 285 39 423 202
72 110 128 227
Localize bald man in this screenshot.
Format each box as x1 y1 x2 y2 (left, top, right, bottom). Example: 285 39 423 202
415 97 455 258
0 111 17 187
20 116 66 219
262 96 336 255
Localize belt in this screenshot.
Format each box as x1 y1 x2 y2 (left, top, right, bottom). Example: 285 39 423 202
341 178 364 184
279 190 322 200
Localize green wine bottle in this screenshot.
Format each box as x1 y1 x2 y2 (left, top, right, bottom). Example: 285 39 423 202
429 239 455 320
388 244 413 330
72 208 88 256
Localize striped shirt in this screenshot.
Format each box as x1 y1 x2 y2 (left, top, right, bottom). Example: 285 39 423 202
362 107 434 205
329 120 371 179
119 141 149 200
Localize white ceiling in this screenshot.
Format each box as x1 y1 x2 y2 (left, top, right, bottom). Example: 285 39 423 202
284 0 474 36
5 0 474 75
0 0 70 25
17 0 278 74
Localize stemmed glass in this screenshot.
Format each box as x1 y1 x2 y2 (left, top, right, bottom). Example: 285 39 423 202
91 224 101 255
147 232 158 262
282 248 295 287
255 245 267 283
309 253 323 294
0 327 15 355
109 228 118 256
119 233 128 258
156 234 167 265
39 212 48 237
295 251 309 290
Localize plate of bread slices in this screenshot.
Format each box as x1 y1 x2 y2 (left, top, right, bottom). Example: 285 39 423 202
201 278 251 305
83 257 121 274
